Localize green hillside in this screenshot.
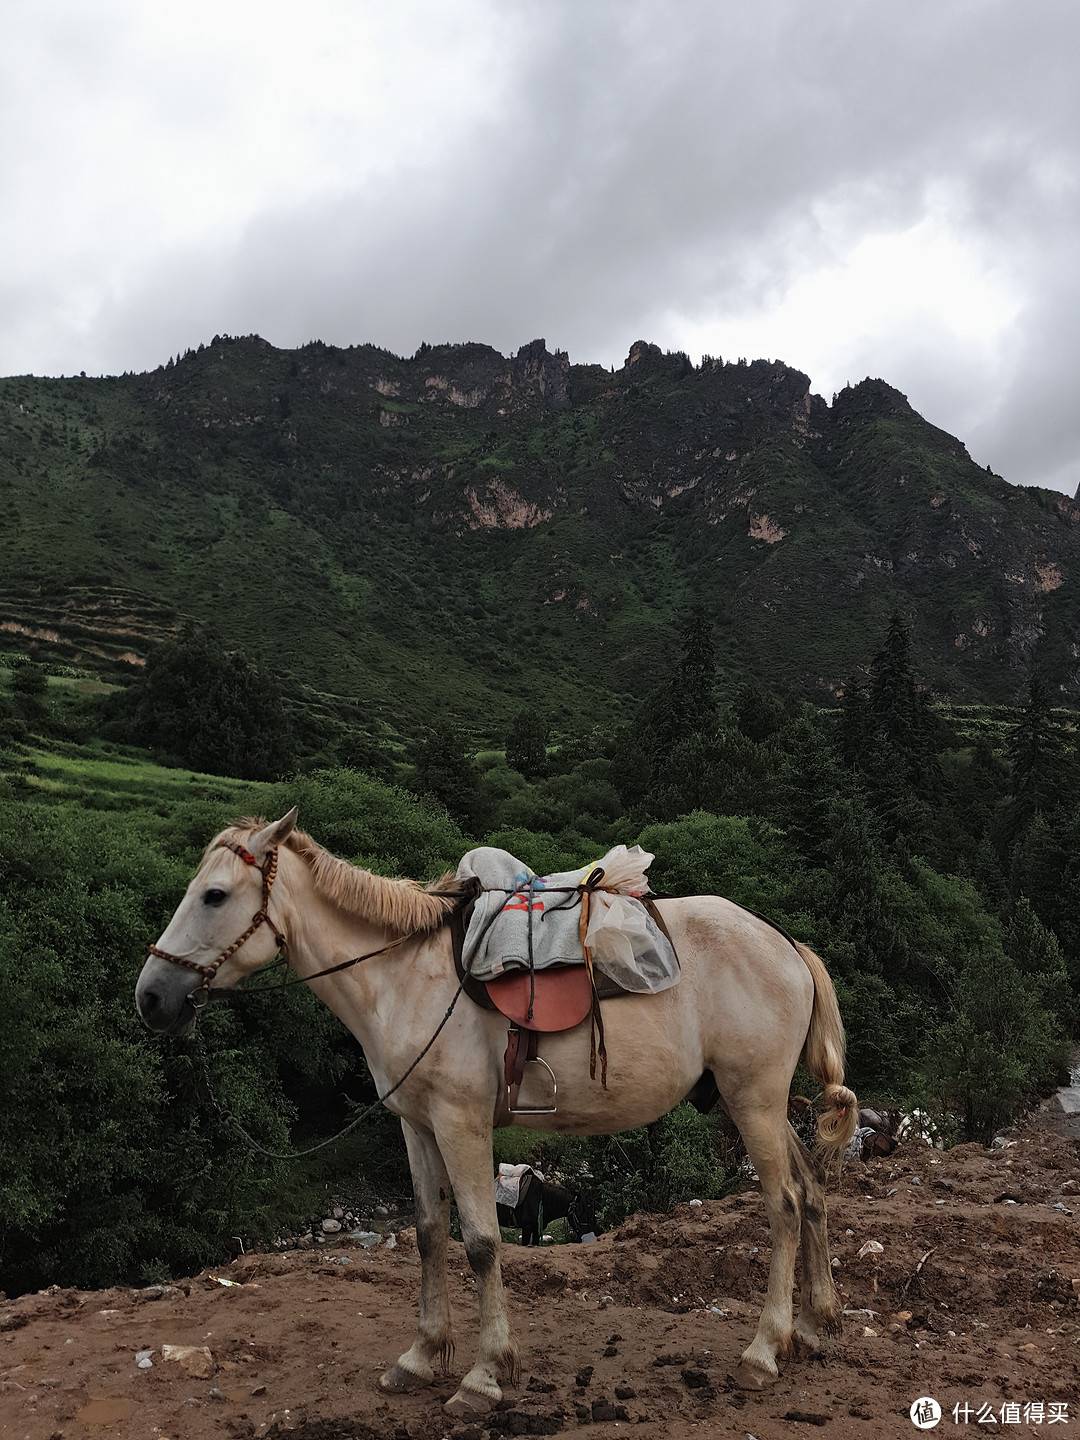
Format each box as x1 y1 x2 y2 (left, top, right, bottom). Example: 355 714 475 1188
4 335 1079 736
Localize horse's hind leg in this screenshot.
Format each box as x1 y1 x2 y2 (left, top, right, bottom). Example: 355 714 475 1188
725 1099 803 1389
791 1134 842 1356
379 1120 454 1394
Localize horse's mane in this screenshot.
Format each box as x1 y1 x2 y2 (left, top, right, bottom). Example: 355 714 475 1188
222 819 459 936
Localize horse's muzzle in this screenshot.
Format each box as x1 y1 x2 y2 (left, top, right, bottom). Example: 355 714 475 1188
135 979 199 1037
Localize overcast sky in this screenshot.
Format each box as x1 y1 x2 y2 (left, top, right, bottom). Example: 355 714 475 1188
3 1 1079 493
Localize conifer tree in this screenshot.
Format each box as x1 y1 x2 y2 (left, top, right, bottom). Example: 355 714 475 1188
868 611 941 788
125 624 293 780
638 606 720 817
646 606 718 758
506 708 549 778
413 723 489 834
1004 672 1068 839
837 672 873 770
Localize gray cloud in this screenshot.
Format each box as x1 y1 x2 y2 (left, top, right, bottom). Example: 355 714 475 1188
5 0 1080 490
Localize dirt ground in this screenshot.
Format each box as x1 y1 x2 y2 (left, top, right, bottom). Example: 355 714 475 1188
3 1105 1080 1440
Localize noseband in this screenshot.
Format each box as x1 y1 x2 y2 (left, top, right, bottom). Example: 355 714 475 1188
143 842 288 1008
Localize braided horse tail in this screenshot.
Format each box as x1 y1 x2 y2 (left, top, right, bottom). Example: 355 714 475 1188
795 943 858 1160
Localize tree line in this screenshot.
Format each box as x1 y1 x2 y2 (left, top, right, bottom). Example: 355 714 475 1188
1 610 1075 1293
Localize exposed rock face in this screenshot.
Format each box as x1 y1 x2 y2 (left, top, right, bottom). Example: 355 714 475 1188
512 338 571 411
4 333 1080 706
465 479 553 530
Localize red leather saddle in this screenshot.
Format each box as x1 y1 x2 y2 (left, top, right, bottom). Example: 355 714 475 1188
484 964 593 1032
485 966 594 1104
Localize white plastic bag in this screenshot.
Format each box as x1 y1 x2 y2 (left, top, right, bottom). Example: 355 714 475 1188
585 891 680 993
581 844 653 896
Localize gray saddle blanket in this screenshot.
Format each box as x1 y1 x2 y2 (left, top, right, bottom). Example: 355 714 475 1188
456 846 679 994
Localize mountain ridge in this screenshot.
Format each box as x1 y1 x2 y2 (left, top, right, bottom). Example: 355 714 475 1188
2 333 1078 728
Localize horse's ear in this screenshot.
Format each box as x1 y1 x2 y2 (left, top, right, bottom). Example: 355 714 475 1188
249 808 298 855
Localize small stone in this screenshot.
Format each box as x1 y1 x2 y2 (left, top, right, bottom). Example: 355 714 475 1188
575 1365 594 1386
251 1384 267 1396
591 1400 618 1422
332 1206 344 1220
614 1384 636 1400
1061 1180 1080 1196
161 1344 215 1379
321 1219 341 1233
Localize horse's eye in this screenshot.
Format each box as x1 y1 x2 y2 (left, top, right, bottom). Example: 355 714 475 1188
203 889 228 907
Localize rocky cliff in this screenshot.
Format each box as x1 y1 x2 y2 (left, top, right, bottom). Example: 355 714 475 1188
1 334 1077 723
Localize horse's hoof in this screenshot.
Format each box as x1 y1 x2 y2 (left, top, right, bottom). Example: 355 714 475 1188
379 1363 433 1394
444 1387 497 1418
791 1331 823 1361
734 1360 776 1391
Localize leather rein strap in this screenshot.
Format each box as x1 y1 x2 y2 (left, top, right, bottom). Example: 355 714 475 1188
143 842 288 1008
144 843 469 1008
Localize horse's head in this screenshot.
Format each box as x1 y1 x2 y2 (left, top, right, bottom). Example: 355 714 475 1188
135 809 297 1037
567 1190 598 1242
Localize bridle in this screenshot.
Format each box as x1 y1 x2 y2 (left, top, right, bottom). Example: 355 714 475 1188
142 840 479 1161
143 841 464 1010
143 842 288 1009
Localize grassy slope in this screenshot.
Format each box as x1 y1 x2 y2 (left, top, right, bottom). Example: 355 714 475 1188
2 340 1079 738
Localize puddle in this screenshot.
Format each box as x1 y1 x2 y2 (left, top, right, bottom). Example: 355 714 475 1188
76 1396 137 1425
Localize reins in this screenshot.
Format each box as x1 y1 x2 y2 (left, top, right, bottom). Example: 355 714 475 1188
144 841 493 1161
192 958 476 1160
144 841 447 1001
145 849 634 1161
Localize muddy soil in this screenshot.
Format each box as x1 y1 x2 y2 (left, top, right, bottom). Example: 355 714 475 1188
3 1113 1079 1440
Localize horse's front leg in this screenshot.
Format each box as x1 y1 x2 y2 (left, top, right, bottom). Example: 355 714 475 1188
438 1125 519 1418
379 1119 454 1394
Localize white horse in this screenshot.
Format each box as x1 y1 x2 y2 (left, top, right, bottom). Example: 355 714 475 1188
135 811 857 1418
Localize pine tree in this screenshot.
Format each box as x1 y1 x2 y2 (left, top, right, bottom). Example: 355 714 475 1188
868 611 941 785
638 607 720 818
645 606 717 758
1004 673 1068 841
126 624 293 780
413 723 489 834
506 709 549 778
837 673 873 769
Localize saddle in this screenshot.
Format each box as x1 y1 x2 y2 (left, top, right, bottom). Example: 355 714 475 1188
450 894 675 1116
